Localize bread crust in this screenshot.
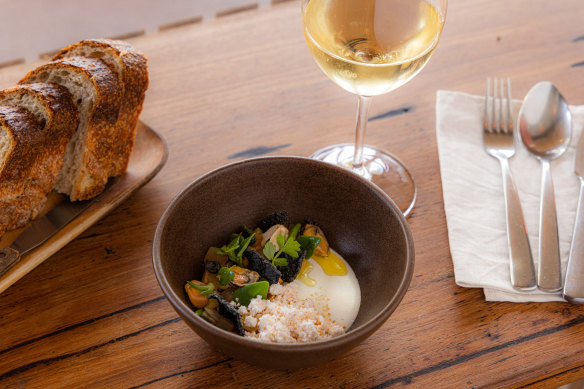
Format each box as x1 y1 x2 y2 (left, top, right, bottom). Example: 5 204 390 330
0 83 79 220
53 39 149 176
20 57 123 201
0 106 44 234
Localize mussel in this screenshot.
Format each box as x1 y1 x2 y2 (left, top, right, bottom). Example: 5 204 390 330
261 224 289 250
303 223 329 256
202 247 230 290
231 266 260 287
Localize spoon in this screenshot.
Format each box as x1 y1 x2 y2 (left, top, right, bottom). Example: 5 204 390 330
518 81 572 292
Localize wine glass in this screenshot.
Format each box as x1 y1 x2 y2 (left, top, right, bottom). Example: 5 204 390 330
302 0 447 216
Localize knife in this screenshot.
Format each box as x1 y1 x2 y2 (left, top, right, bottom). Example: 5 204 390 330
0 198 93 277
563 130 584 304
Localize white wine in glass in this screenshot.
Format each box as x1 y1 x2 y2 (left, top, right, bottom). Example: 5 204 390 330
302 0 446 216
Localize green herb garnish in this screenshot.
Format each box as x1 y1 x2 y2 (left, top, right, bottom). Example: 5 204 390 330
262 241 277 263
263 231 302 267
289 223 301 241
215 236 241 263
237 233 255 258
215 232 255 266
233 281 269 306
217 265 235 286
297 235 322 259
187 281 215 295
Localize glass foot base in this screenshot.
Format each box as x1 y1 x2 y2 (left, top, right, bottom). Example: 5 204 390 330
310 143 417 217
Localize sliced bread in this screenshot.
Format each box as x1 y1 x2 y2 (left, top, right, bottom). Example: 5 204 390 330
20 57 123 201
53 39 149 176
0 83 78 219
0 105 44 234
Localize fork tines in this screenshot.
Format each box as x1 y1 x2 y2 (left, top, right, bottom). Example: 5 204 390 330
484 77 513 134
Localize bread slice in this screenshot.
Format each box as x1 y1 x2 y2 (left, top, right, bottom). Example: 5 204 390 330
53 39 149 176
0 106 44 234
0 83 78 220
20 57 123 201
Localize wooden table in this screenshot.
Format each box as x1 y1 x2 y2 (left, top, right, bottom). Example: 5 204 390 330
1 0 583 387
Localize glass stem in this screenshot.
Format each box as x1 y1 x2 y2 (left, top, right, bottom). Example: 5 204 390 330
352 95 372 169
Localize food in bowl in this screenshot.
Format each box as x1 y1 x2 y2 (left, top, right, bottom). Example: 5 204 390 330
184 211 361 343
153 156 415 369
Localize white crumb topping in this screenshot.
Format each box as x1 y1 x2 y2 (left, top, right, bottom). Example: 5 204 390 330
241 283 345 343
237 306 248 315
243 315 258 328
268 283 285 295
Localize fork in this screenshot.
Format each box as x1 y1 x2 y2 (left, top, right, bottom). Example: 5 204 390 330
483 77 536 290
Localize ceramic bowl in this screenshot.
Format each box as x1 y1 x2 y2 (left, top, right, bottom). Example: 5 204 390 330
152 156 414 369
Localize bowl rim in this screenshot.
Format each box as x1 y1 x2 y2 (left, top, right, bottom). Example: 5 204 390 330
152 155 415 350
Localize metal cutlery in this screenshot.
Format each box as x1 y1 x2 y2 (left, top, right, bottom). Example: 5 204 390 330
0 197 93 278
483 77 536 290
518 82 572 292
564 130 584 303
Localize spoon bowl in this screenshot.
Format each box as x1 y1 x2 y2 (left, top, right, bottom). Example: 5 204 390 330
518 81 572 292
519 82 572 158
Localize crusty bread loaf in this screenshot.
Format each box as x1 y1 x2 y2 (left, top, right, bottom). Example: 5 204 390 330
0 106 44 234
53 39 148 176
20 57 123 201
0 83 78 219
0 39 147 237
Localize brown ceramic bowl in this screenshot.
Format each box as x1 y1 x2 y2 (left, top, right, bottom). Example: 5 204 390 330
152 156 414 369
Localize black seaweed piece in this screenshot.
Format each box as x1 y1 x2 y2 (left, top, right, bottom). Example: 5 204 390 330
244 249 282 284
205 260 221 274
257 211 288 232
208 293 245 336
241 225 256 246
277 250 306 282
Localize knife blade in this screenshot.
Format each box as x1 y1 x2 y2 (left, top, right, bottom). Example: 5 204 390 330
0 198 93 277
564 130 584 304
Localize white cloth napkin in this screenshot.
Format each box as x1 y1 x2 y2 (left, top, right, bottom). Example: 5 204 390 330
436 90 584 302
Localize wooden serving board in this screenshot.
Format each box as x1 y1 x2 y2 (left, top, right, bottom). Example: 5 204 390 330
0 121 168 294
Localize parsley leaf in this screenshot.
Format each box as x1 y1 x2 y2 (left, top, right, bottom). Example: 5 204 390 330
263 241 277 261
273 256 289 267
281 238 301 258
262 232 302 266
276 235 286 250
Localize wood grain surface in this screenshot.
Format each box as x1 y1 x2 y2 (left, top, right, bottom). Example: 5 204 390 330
0 0 583 387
